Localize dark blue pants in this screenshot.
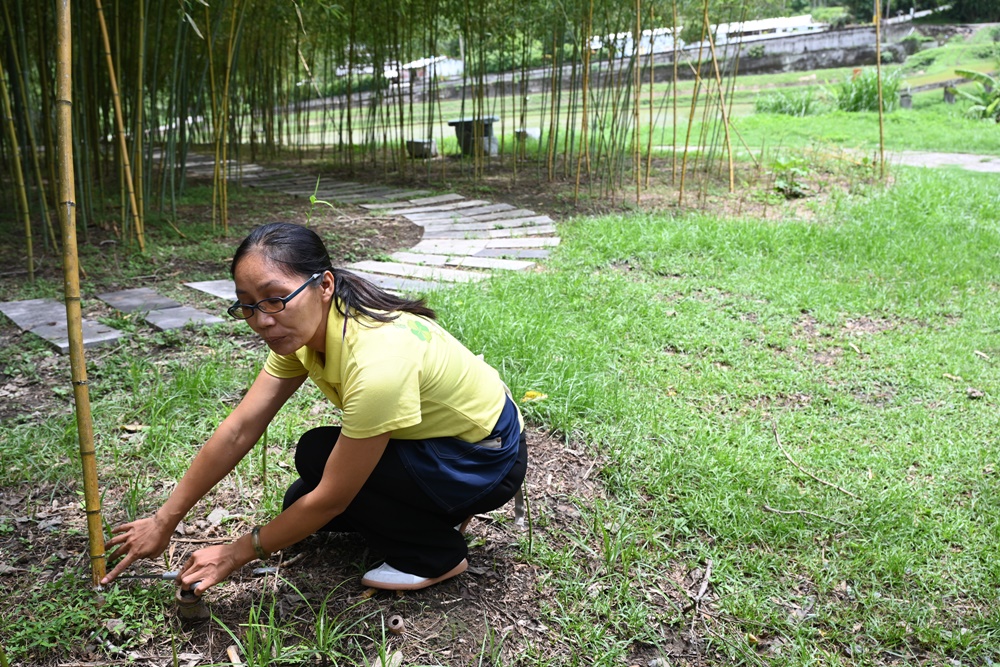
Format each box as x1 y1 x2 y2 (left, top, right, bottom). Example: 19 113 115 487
283 426 527 578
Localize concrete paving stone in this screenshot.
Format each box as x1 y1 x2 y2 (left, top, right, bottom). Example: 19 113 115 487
467 208 539 222
486 237 561 248
184 280 237 302
0 298 69 330
421 215 553 233
348 260 487 283
344 270 442 293
402 193 467 206
473 248 551 259
384 200 491 216
334 191 407 203
410 240 489 254
97 288 181 313
423 225 556 240
404 203 515 221
446 256 535 271
144 306 225 331
365 190 433 202
30 320 125 354
488 224 556 238
390 252 449 265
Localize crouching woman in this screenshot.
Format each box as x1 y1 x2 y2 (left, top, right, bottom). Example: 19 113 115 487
102 221 527 593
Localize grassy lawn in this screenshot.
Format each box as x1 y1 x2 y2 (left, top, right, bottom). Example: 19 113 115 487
432 166 1000 663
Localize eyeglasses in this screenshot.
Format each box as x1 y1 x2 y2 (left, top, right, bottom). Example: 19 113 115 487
228 272 322 320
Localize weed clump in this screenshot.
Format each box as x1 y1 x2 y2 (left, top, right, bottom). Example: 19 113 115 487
754 87 823 116
832 68 902 112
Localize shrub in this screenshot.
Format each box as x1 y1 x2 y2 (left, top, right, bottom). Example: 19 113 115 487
831 68 902 112
955 69 1000 122
754 87 823 116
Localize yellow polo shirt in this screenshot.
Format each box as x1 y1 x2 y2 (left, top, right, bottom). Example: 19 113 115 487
263 305 515 441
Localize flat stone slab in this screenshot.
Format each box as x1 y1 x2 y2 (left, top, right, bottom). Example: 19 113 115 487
185 280 237 302
0 298 125 353
384 200 491 216
410 238 559 255
391 252 449 265
360 193 465 209
345 270 441 293
474 248 551 259
144 306 224 331
348 260 487 283
97 288 181 313
421 215 553 233
446 256 535 271
421 224 556 240
405 203 516 221
365 190 433 202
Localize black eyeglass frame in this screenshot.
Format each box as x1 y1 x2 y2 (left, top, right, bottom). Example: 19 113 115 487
227 272 323 320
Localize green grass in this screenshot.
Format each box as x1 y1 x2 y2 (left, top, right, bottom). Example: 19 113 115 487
430 167 1000 663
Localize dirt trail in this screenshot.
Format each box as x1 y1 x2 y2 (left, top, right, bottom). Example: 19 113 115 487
890 150 1000 173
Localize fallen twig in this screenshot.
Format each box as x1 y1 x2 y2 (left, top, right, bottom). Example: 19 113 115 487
762 504 851 527
772 424 858 499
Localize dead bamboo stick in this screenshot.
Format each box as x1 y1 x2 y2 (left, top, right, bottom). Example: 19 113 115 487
94 0 145 252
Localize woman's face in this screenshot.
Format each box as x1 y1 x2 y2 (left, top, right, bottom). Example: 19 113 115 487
232 251 334 354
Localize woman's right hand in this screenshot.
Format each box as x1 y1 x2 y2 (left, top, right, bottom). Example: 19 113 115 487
101 513 174 585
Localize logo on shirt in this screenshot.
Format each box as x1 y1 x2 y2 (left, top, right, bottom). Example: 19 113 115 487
395 319 433 342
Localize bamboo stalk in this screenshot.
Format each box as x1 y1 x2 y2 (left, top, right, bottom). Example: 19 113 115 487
56 0 106 588
94 0 145 252
874 1 886 180
703 0 734 192
0 51 34 281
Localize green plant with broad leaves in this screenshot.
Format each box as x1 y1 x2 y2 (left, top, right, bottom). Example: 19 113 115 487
771 156 811 198
955 68 1000 122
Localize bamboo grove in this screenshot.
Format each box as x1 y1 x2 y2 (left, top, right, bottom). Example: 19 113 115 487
1 0 859 259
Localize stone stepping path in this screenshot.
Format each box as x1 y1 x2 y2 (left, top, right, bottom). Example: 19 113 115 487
180 166 563 298
0 299 124 353
0 162 563 351
96 288 223 331
0 288 224 353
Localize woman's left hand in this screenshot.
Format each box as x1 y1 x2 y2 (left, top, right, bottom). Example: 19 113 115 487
177 543 243 595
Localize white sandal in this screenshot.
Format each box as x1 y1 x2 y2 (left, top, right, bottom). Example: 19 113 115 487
362 558 468 591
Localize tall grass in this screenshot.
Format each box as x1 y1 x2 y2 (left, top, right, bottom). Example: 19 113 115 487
832 68 903 112
754 88 824 116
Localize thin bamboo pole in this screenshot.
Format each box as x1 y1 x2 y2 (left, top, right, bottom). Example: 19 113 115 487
94 0 145 252
0 52 34 281
874 1 886 180
56 0 106 589
704 1 734 192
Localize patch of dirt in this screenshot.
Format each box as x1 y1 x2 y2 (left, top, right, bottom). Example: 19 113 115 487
0 428 606 665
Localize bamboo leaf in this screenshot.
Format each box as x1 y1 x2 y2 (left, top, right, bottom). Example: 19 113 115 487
184 12 204 40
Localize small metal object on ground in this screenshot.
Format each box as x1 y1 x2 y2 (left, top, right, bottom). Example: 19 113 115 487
387 614 405 635
175 588 210 622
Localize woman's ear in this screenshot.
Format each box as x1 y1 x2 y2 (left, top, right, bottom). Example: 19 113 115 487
320 270 336 302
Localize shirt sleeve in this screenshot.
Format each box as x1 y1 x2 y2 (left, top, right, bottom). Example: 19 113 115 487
340 355 422 439
263 350 308 379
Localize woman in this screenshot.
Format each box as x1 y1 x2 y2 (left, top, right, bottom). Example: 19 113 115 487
102 222 527 592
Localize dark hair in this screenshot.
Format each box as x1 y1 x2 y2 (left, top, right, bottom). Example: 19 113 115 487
231 222 436 324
